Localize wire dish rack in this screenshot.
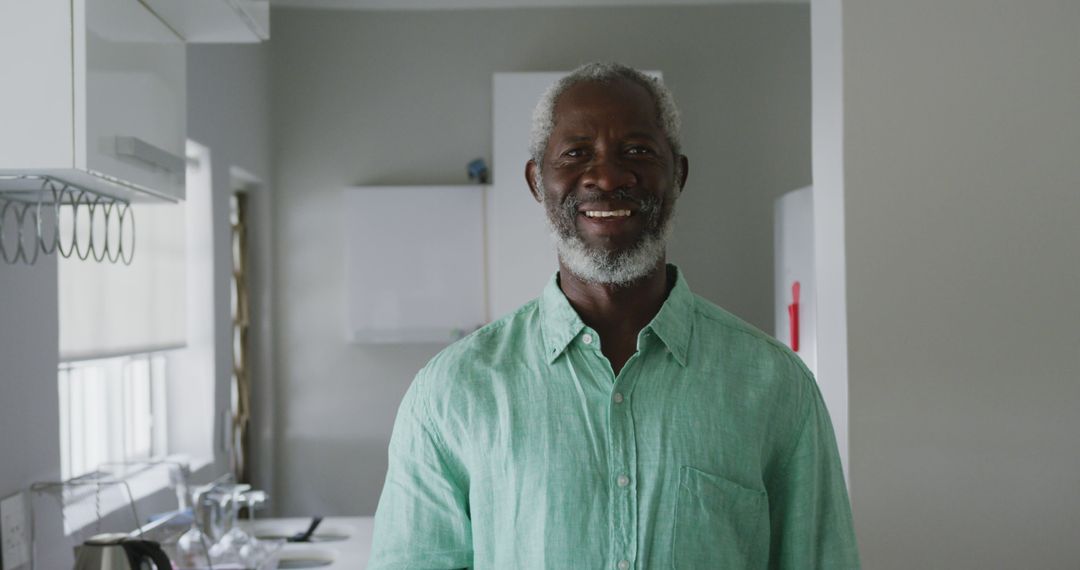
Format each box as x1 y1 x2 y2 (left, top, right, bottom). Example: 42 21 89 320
28 470 285 570
0 174 135 266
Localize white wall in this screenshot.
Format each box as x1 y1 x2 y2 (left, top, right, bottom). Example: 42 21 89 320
835 1 1080 566
809 0 849 487
269 4 812 515
186 43 276 495
0 259 64 568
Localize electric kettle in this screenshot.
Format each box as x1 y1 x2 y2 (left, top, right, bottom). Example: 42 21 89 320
73 533 173 570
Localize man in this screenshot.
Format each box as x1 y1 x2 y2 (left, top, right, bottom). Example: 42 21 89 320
368 62 860 569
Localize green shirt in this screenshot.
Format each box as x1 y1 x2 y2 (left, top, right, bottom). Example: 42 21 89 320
369 267 860 569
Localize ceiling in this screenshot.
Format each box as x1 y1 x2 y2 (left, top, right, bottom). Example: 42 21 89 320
271 0 806 11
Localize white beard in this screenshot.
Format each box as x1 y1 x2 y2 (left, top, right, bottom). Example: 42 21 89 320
547 218 671 286
539 177 677 287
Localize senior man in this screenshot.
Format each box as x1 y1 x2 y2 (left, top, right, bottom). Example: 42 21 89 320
368 62 860 569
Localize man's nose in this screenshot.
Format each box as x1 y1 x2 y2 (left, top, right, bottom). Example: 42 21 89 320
581 156 636 192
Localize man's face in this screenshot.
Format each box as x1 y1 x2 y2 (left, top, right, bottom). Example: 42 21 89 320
527 78 687 285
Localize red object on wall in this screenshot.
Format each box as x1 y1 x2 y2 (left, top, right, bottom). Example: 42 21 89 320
788 281 800 352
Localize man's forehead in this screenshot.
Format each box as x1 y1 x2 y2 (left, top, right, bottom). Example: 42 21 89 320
551 78 661 129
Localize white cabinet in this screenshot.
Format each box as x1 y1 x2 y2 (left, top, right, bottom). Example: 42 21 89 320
139 0 269 43
0 0 186 202
344 186 487 344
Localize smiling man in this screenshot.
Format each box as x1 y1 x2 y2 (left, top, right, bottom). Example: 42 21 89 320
368 62 860 569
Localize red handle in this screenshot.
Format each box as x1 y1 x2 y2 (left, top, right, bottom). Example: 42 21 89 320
788 281 800 352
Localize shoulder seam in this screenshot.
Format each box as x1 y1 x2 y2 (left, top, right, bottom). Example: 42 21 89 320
693 302 791 355
455 297 539 346
412 366 455 455
767 349 821 484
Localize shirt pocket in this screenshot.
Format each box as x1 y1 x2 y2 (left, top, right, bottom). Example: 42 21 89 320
672 465 768 569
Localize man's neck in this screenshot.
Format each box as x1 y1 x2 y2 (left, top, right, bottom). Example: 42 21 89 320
557 260 673 370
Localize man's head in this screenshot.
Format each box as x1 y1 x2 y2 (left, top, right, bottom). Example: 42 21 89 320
525 62 689 287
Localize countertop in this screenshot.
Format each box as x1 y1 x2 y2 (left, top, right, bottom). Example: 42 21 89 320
244 516 375 569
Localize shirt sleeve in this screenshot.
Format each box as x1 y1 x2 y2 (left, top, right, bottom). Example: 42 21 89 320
766 373 861 569
367 370 473 570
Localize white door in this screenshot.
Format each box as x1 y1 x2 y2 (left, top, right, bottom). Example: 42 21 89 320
489 72 566 320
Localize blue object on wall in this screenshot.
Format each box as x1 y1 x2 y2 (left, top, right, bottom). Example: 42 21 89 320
467 158 489 184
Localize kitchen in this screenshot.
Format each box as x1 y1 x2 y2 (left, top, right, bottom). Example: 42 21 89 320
1 0 1078 569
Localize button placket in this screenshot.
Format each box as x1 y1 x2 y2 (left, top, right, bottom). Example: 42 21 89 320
607 357 639 570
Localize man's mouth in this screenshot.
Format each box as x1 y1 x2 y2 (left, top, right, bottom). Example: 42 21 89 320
582 209 632 218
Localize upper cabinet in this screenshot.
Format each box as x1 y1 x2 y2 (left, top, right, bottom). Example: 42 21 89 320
139 0 270 43
0 0 268 204
344 186 487 344
0 0 185 201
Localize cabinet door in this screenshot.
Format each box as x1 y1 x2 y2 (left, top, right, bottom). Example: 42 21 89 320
80 0 186 200
0 1 74 171
344 186 487 344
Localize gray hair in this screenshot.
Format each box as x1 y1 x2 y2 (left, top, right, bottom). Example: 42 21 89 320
529 62 683 168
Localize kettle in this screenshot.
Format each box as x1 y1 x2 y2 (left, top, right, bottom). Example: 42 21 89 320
73 533 173 570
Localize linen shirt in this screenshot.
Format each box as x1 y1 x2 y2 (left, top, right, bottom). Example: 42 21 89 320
368 267 860 569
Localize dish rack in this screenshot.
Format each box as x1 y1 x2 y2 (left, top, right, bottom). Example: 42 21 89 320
28 471 284 570
0 174 135 266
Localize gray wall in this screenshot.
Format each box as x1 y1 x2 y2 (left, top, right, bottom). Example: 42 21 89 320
841 1 1080 567
269 5 811 515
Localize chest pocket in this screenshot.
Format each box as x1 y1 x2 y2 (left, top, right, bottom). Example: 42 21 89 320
673 465 768 569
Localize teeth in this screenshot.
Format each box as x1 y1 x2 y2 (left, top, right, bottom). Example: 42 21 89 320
584 210 632 218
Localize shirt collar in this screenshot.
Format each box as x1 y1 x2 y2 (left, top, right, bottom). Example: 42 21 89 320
539 264 694 366
539 272 587 363
645 266 693 367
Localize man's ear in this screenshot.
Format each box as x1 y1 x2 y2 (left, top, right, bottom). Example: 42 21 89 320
525 160 542 203
676 154 690 192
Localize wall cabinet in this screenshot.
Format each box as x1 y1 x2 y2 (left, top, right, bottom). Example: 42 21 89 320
0 0 186 202
344 186 487 344
139 0 269 43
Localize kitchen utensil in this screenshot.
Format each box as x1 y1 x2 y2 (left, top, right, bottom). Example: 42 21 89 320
288 516 324 543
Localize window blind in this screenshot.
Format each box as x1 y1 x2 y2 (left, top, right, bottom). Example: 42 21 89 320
58 200 187 361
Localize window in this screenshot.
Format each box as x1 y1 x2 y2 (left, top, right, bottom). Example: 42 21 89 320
57 353 168 480
57 139 217 484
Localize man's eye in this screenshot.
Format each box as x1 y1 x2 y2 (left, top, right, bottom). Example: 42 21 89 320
563 148 587 158
627 146 653 155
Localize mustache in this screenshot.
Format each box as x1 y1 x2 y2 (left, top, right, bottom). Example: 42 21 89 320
560 188 661 215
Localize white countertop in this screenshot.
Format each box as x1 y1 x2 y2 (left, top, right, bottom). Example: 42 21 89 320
244 516 375 569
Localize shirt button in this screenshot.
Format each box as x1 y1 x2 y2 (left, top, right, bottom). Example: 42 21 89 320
582 333 593 345
613 392 624 404
616 474 630 487
618 560 630 570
